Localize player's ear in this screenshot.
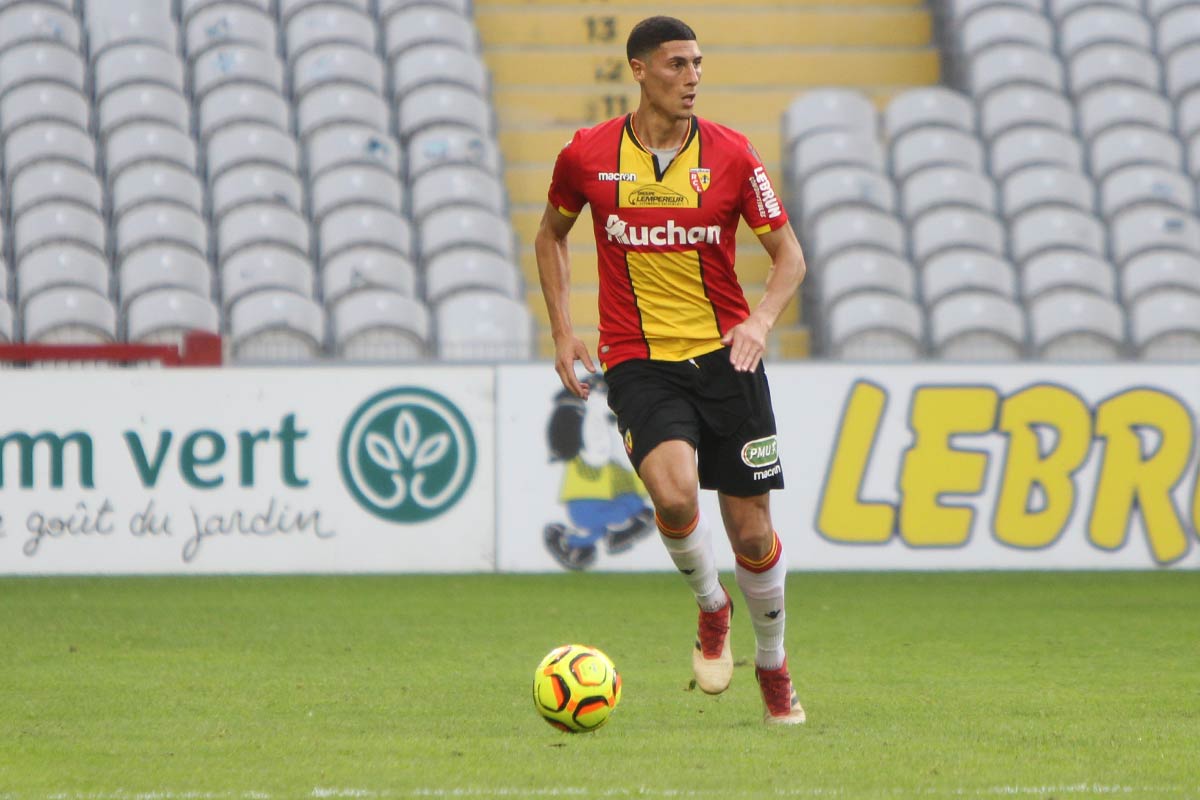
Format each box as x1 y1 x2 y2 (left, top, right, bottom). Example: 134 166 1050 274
629 57 646 83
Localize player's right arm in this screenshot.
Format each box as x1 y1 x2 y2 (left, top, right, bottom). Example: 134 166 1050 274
535 203 596 400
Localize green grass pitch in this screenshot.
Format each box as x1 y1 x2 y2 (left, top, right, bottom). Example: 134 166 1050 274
0 571 1197 799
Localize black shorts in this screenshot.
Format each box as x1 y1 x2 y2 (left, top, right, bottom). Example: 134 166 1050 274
604 347 784 497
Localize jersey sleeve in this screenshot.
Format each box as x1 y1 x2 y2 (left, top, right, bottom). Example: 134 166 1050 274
738 137 789 235
547 131 588 219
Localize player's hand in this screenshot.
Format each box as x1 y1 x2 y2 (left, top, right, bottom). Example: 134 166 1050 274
721 315 770 373
554 335 597 399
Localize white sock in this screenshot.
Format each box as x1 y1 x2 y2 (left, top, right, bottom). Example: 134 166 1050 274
657 511 726 612
735 531 788 669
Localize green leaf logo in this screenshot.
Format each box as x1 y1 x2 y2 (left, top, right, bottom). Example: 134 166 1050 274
340 388 476 523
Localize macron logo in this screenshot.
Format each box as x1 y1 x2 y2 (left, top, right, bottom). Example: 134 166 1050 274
598 172 637 182
752 166 782 220
604 214 721 247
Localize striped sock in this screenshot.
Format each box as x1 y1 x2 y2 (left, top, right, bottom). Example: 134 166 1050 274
657 511 725 612
735 532 788 670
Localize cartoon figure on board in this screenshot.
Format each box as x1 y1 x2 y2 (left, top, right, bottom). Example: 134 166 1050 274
544 373 654 570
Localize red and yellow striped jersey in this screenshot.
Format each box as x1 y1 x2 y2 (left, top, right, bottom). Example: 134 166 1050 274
547 114 790 370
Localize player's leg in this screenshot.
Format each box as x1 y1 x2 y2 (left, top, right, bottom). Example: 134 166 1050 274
719 491 805 724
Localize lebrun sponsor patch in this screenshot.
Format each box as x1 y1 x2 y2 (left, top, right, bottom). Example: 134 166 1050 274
740 435 779 468
689 168 711 193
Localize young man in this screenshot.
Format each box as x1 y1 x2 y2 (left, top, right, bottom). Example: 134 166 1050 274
534 16 808 724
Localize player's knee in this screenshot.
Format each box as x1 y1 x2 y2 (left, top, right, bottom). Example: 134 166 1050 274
729 524 774 560
652 493 699 531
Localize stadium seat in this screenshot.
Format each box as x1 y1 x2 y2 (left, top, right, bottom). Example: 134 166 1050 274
310 165 404 221
10 161 103 218
396 85 492 140
901 166 996 220
1067 44 1160 97
957 6 1054 57
929 291 1027 361
98 84 191 139
0 260 9 304
93 44 185 100
911 207 1006 264
969 44 1064 98
118 246 214 309
809 207 906 264
379 0 470 16
1099 165 1196 218
424 248 523 304
1156 5 1200 58
1122 250 1200 303
210 163 304 222
1058 7 1153 58
392 44 489 100
278 0 370 22
800 167 896 222
0 42 85 97
0 301 12 343
14 202 106 263
1001 166 1095 218
284 4 376 62
116 204 209 263
419 206 515 262
1050 0 1140 20
4 122 96 184
1089 125 1184 181
229 291 327 363
192 45 285 101
1166 44 1200 102
84 3 177 60
199 84 291 141
110 162 205 222
292 43 385 99
0 4 81 53
220 246 315 311
1109 204 1200 264
206 123 299 181
891 126 984 181
322 247 417 306
781 88 877 149
921 249 1017 305
306 123 402 179
22 287 118 345
1009 206 1106 262
979 86 1073 141
124 289 221 346
185 4 277 61
106 122 197 180
383 7 479 62
407 125 500 182
818 249 916 307
218 203 310 265
989 125 1084 180
1029 290 1126 360
297 84 389 140
0 82 90 136
1021 250 1117 301
435 290 534 361
950 0 1043 21
1077 86 1173 141
333 289 430 361
1130 289 1200 360
1179 92 1200 142
320 204 414 263
789 131 886 182
411 164 505 220
826 291 924 360
16 246 111 308
883 87 975 141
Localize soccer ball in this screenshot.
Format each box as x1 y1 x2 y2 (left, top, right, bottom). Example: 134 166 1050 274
532 644 622 732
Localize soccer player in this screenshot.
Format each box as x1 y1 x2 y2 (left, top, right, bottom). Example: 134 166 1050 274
534 16 808 724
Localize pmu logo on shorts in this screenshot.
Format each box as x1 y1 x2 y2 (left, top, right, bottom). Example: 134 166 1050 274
604 214 721 247
750 166 782 220
340 387 476 523
742 435 779 469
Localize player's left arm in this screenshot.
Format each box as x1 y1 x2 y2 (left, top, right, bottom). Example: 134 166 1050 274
722 222 807 373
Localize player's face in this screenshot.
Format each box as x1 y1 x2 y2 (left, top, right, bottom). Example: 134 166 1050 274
633 40 703 120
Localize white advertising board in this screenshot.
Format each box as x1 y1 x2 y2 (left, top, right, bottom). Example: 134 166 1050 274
0 368 495 574
497 363 1200 571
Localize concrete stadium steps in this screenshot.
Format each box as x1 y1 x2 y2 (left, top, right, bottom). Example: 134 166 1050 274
476 9 932 48
482 4 940 360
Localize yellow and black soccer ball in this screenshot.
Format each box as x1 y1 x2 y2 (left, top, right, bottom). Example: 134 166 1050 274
532 644 622 733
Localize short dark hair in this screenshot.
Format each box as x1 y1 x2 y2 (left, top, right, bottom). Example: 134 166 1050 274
626 16 697 63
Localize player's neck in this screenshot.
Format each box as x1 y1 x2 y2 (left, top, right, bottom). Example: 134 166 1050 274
631 107 691 151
